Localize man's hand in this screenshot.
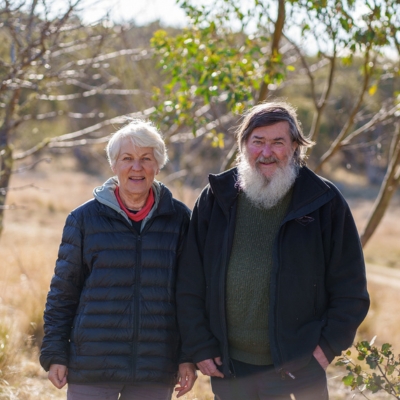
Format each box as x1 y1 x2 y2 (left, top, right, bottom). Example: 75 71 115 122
313 345 329 370
175 362 197 398
196 357 224 378
48 364 68 389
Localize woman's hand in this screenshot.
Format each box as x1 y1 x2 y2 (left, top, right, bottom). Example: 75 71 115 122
48 364 68 389
175 362 197 398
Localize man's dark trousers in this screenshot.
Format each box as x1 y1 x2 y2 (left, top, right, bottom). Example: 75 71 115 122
211 358 329 400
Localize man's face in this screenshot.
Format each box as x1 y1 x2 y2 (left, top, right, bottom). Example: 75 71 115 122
245 121 298 180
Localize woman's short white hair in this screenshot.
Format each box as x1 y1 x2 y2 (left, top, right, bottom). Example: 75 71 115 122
106 119 168 169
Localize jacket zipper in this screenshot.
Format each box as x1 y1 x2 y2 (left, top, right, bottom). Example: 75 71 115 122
220 206 234 378
132 234 142 381
314 282 317 316
273 223 295 380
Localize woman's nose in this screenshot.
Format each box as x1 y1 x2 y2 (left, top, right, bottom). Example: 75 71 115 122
131 159 142 170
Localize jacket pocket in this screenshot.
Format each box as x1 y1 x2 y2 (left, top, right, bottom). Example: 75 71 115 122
71 311 84 354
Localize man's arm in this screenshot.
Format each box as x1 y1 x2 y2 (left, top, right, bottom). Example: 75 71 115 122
319 193 370 362
176 188 222 364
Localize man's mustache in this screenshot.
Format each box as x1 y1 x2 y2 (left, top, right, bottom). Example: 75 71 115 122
256 156 279 164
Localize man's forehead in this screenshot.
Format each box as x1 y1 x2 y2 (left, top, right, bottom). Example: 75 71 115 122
249 128 290 141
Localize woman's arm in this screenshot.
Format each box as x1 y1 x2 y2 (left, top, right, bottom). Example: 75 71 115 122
40 212 87 372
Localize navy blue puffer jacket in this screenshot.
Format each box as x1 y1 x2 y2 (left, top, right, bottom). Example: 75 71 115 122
40 179 190 385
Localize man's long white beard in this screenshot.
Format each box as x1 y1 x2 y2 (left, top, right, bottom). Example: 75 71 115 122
237 155 299 209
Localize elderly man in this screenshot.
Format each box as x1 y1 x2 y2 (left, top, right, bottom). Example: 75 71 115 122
176 101 369 399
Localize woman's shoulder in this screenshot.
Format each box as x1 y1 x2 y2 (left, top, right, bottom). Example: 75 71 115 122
67 198 102 224
171 197 191 216
158 183 191 216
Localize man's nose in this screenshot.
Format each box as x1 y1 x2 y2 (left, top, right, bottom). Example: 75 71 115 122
261 144 272 157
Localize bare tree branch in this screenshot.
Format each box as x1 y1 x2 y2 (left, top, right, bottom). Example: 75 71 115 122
13 107 156 160
0 183 49 195
315 49 376 173
12 157 52 173
341 104 400 147
37 88 142 101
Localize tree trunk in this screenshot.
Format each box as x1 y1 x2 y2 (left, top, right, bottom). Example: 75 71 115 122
360 124 400 247
0 143 13 238
257 0 286 103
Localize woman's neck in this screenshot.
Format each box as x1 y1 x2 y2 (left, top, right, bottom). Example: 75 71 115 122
118 188 149 211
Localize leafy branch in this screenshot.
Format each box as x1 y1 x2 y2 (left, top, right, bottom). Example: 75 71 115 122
336 338 400 399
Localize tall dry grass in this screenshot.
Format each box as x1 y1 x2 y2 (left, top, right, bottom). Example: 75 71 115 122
0 157 399 399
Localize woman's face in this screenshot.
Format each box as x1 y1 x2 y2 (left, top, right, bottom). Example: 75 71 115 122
112 138 159 198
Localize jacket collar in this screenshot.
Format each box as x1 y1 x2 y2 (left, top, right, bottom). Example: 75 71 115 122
93 177 175 225
284 166 336 222
208 168 240 215
208 166 336 219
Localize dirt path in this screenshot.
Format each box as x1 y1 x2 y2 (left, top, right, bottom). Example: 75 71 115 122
366 263 400 288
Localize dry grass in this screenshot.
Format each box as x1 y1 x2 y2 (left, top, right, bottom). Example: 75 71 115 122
0 157 399 399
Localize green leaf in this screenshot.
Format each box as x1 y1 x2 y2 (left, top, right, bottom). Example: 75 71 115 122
381 343 391 353
343 373 355 386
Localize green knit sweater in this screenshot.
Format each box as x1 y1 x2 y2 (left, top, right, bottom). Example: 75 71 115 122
226 190 292 365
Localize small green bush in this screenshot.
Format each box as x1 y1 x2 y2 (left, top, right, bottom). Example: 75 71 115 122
336 337 400 399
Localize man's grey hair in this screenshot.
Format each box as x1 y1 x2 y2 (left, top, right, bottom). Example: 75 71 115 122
106 119 168 169
236 101 315 166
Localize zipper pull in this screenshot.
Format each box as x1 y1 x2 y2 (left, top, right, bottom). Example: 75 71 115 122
286 371 296 379
280 369 296 380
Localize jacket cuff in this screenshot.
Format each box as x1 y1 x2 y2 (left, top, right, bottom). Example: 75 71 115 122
318 338 336 363
178 353 193 364
192 346 221 364
39 355 68 372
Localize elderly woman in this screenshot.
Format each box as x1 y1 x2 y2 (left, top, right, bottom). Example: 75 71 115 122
40 120 196 400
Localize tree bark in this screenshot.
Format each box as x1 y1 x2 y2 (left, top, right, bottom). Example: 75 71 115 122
360 123 400 247
0 142 13 238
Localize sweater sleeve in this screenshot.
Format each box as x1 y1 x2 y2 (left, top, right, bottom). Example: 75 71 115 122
319 192 370 361
176 188 221 364
39 212 87 371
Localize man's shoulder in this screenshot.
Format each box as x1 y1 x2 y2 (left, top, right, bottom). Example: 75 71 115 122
298 167 341 193
202 167 238 210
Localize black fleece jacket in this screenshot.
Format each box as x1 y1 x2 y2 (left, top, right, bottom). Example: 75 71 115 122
176 167 369 377
40 182 190 385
